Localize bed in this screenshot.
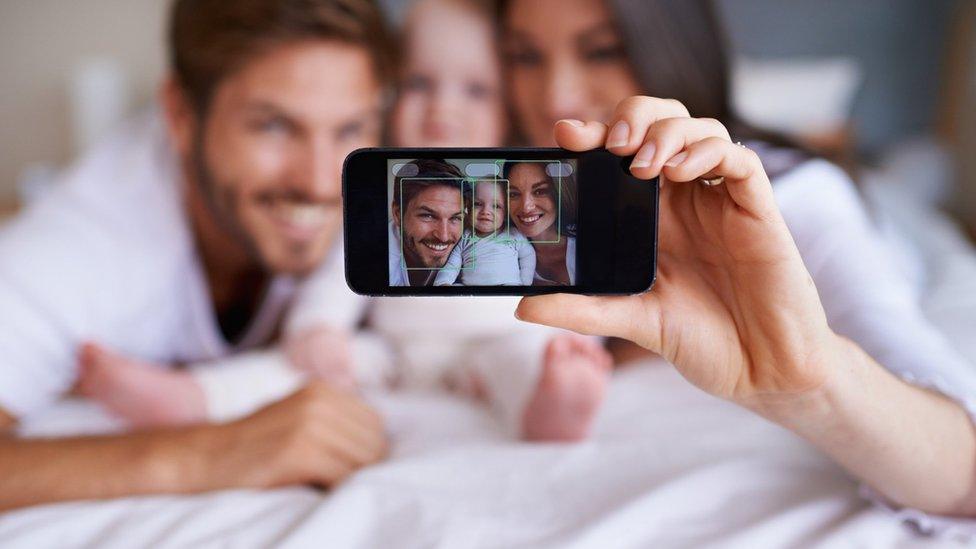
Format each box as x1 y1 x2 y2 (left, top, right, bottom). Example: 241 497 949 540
2 354 972 548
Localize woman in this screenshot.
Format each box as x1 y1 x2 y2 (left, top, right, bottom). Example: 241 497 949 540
504 160 578 285
499 0 976 527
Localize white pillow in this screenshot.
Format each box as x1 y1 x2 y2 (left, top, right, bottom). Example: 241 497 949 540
732 57 863 137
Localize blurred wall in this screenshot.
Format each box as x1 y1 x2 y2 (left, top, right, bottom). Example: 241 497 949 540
0 0 169 203
720 0 957 155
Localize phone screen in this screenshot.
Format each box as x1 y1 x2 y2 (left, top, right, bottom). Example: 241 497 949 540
344 147 657 296
388 158 579 288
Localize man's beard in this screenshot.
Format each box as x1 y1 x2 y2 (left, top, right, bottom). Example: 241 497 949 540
189 131 269 272
404 235 456 269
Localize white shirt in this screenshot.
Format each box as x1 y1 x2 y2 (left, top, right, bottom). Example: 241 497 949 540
0 113 298 417
433 229 535 286
389 221 410 287
774 160 976 413
772 159 976 537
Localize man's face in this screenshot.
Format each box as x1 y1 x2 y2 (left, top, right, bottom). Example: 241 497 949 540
184 41 382 276
394 185 464 269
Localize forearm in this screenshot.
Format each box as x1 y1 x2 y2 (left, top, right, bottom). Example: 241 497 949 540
750 335 976 516
0 423 242 512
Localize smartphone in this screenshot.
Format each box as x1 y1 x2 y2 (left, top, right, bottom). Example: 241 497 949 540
342 148 658 296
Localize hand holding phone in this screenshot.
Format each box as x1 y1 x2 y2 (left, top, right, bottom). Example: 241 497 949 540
518 96 833 407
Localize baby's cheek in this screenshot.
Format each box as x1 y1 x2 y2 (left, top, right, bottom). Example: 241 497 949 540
463 100 505 140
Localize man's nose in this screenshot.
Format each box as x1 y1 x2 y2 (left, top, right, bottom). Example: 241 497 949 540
433 220 452 242
297 136 341 202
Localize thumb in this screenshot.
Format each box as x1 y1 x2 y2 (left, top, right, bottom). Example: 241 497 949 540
553 119 609 152
515 294 659 351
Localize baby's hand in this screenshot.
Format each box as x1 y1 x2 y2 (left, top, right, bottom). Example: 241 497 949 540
285 325 357 393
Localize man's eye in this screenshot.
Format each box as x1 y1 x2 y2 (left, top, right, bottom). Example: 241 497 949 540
404 74 433 92
253 117 293 135
337 121 365 141
419 214 433 220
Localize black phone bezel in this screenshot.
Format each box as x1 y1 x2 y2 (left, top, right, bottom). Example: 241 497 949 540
342 147 658 296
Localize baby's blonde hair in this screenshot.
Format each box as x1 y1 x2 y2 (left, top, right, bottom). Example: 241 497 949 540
402 0 495 37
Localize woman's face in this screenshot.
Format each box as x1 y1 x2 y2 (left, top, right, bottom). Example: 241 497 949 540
502 0 641 146
471 181 505 236
508 163 557 240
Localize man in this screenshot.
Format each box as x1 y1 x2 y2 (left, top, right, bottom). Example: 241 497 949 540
389 160 466 286
0 0 394 510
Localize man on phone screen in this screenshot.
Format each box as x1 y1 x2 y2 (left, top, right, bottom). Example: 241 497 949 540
389 159 465 286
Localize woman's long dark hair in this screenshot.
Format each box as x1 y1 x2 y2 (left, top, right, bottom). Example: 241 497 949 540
497 0 814 178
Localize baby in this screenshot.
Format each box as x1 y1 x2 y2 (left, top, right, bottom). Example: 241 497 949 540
434 179 535 286
78 0 612 441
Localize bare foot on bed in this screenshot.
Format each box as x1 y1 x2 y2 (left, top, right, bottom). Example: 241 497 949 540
76 342 207 427
521 334 612 442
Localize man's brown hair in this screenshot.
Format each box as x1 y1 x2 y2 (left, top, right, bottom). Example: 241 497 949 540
169 0 395 114
392 159 464 213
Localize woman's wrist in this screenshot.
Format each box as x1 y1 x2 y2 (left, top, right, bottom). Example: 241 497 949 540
738 332 976 515
737 331 857 431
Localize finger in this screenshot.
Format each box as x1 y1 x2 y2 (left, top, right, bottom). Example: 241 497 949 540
314 398 386 455
306 381 380 426
516 294 661 353
327 370 359 395
628 117 731 180
300 383 386 453
336 394 385 434
311 416 385 466
661 137 778 220
604 96 691 155
553 119 609 152
306 454 356 488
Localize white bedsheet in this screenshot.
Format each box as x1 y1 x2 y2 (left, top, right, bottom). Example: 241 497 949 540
1 360 966 548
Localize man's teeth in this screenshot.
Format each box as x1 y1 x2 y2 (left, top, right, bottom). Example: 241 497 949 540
424 242 450 251
275 203 329 226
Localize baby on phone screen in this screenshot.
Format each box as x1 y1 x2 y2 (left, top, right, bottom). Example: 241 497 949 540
434 179 535 286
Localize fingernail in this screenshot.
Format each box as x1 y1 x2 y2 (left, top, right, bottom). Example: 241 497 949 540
558 119 585 128
630 142 656 169
665 151 689 168
606 120 630 148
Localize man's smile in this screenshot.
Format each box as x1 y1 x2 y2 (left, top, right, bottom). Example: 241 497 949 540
263 199 334 242
421 239 453 253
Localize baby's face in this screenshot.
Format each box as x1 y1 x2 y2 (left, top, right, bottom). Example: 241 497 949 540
391 0 507 147
471 182 505 236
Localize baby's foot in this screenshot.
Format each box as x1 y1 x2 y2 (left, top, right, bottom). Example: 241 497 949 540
521 334 613 442
76 342 206 427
